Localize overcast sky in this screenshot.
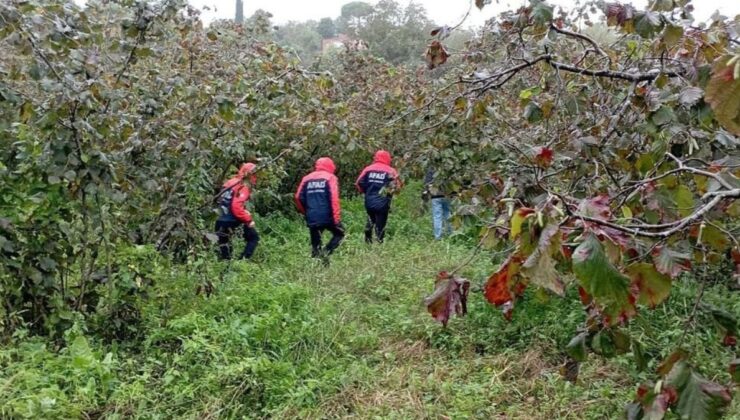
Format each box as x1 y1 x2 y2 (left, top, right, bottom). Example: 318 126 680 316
187 0 736 27
76 0 738 27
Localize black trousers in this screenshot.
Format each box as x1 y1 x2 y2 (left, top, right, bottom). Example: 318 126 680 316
365 207 390 243
215 220 259 260
309 223 345 257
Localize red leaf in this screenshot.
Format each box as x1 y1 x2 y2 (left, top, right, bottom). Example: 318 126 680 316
484 255 524 320
730 359 740 384
723 334 737 347
484 261 514 305
424 272 471 326
534 146 554 168
578 286 592 305
424 40 449 70
578 194 612 219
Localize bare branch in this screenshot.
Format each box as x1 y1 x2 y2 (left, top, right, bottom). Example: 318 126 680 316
550 23 611 65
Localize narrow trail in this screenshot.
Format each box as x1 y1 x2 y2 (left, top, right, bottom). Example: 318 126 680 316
165 190 633 419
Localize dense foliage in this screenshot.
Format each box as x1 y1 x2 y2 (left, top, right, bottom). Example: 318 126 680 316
0 0 738 418
414 1 740 418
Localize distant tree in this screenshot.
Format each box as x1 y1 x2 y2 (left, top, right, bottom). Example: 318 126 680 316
317 17 336 39
245 9 274 36
338 1 374 35
235 0 244 24
275 21 322 63
355 0 433 65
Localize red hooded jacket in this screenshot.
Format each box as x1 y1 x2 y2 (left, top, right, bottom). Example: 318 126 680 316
220 163 256 224
295 157 341 226
355 150 400 210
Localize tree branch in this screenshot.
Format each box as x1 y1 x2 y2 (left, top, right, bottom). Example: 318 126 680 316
550 23 611 65
548 59 679 82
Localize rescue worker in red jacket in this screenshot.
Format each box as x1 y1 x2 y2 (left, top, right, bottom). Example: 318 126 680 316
355 150 401 243
295 157 345 258
215 163 260 260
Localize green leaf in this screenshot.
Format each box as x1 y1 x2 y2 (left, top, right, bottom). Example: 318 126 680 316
651 106 675 126
572 235 635 323
532 1 554 26
662 23 683 47
700 224 730 252
20 101 34 123
632 339 647 371
672 185 695 218
635 11 664 38
566 332 588 362
709 307 737 337
651 0 674 12
625 263 672 308
217 98 235 121
591 330 615 356
665 361 733 420
523 102 543 123
591 329 630 357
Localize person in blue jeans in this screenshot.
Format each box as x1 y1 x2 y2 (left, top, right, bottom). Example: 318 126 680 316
423 167 452 240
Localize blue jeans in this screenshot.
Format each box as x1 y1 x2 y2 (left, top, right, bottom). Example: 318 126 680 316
431 197 451 240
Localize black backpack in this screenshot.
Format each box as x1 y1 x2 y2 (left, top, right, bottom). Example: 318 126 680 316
215 186 236 216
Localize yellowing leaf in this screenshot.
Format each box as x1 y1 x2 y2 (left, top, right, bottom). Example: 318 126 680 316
662 23 684 47
705 56 740 135
521 225 565 296
626 262 671 308
674 185 695 218
510 208 534 240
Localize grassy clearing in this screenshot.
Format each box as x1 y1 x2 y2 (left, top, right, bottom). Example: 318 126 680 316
1 187 738 418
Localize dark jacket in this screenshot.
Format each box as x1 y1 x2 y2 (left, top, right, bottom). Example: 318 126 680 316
295 157 341 227
355 150 400 211
424 167 447 198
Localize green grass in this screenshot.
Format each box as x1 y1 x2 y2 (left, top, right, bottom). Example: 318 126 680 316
1 186 738 419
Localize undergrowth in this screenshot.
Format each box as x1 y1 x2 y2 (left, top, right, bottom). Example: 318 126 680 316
1 186 738 419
